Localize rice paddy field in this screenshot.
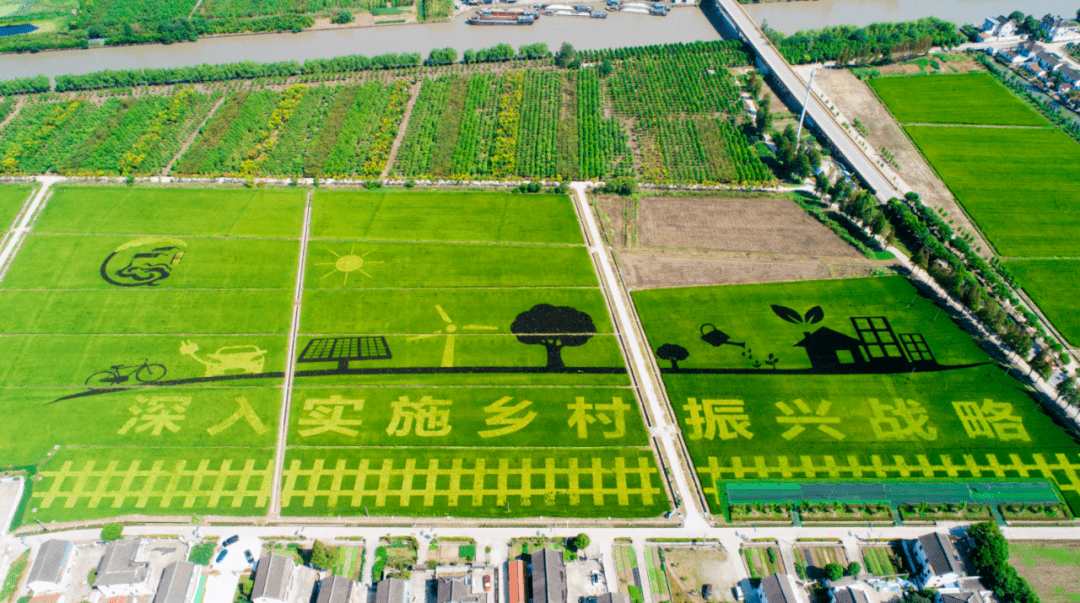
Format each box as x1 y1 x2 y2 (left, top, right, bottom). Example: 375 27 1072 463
871 71 1080 348
870 73 1049 126
0 185 666 523
632 276 1080 515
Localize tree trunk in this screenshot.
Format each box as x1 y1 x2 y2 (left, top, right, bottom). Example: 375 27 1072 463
545 344 565 369
670 359 679 370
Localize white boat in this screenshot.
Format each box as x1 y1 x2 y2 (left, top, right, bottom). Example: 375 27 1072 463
551 9 592 15
619 6 650 13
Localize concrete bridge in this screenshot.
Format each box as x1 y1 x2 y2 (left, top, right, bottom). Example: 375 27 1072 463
709 0 903 201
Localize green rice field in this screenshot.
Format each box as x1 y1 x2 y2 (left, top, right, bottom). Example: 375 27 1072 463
1006 260 1080 346
870 73 1049 126
0 185 32 232
633 277 1080 514
3 186 665 522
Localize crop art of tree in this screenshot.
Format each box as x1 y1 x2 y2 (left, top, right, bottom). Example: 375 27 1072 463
511 304 596 369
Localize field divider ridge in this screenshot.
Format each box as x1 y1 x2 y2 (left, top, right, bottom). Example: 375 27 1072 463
270 189 313 518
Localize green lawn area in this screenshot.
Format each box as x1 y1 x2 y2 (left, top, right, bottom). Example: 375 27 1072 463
633 277 1080 514
0 184 33 231
310 191 583 244
904 126 1080 257
281 447 666 518
870 73 1049 126
1006 260 1080 346
35 187 305 237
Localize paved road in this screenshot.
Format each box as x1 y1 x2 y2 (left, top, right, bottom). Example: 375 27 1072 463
713 0 901 201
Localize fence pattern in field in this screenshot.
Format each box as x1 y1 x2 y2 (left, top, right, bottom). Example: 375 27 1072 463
32 457 273 510
281 454 663 511
698 452 1080 506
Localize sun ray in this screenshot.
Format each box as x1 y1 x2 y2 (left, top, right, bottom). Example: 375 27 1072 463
327 249 341 258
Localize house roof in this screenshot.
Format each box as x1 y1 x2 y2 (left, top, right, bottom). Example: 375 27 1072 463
29 594 62 603
1061 66 1080 80
152 561 198 603
1037 51 1061 65
760 574 801 603
597 595 631 603
1019 40 1040 52
999 50 1018 60
251 554 295 602
28 540 73 586
918 533 964 576
530 549 566 603
832 588 868 603
940 592 981 603
508 560 525 603
794 327 863 349
437 576 484 603
97 540 150 588
374 578 407 603
316 575 354 603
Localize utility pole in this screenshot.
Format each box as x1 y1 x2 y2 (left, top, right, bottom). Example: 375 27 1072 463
795 65 818 144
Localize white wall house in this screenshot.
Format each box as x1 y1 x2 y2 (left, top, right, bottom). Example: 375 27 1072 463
908 533 967 590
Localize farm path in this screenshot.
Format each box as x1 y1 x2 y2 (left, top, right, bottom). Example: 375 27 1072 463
163 94 228 175
0 97 25 130
269 190 313 518
381 80 423 178
0 176 59 283
571 182 707 531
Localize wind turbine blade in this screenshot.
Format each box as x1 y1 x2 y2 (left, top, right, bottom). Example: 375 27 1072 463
407 334 439 342
442 334 455 367
463 325 498 330
435 305 453 324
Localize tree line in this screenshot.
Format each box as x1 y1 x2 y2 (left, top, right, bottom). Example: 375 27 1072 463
768 17 965 65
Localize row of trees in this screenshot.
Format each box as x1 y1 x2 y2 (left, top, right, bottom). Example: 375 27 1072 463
768 17 965 65
0 76 50 96
53 52 424 91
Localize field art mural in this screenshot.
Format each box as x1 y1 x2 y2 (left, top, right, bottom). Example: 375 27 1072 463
633 277 1080 514
0 186 667 524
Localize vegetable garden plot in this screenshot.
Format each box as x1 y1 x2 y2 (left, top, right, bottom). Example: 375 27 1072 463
632 276 1080 514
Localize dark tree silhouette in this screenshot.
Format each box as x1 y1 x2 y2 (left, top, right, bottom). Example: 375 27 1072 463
656 344 689 369
511 304 595 369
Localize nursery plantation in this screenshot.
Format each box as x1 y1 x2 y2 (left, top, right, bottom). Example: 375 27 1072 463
633 277 1080 514
0 41 772 186
870 71 1080 348
0 186 667 522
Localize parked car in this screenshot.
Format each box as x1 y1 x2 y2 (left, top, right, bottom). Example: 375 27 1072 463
733 586 743 602
702 584 713 600
483 575 492 592
223 535 240 547
244 550 255 564
216 549 229 563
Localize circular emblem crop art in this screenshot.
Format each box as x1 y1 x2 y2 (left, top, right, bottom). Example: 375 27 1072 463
100 237 187 287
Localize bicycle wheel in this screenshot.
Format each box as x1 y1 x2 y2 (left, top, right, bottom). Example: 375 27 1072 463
85 371 120 389
136 364 167 383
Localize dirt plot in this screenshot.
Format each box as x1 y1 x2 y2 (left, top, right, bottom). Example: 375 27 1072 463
662 546 738 603
638 197 864 258
1010 541 1080 603
813 68 991 258
619 253 883 289
793 545 848 580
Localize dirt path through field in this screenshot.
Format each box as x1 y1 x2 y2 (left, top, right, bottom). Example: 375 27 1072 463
0 97 25 130
813 68 993 259
163 94 228 176
382 81 422 178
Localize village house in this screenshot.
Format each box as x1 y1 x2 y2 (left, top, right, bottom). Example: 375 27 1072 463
907 533 968 589
374 578 408 603
1036 51 1063 72
151 561 201 603
1041 15 1080 42
979 15 1020 40
757 574 809 603
1017 40 1041 56
95 540 154 598
251 554 296 603
26 541 74 594
316 575 357 603
1059 66 1080 85
530 549 567 603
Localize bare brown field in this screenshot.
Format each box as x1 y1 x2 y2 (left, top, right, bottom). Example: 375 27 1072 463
814 68 991 259
638 197 864 258
619 254 882 289
1011 541 1080 603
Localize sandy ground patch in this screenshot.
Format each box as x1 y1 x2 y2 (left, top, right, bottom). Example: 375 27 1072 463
638 197 865 259
813 68 992 258
662 546 737 603
619 253 885 289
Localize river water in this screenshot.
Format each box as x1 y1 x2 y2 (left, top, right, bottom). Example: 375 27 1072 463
0 8 722 81
2 0 1077 82
743 0 1080 35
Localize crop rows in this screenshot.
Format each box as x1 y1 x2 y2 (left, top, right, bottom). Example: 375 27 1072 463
393 76 453 177
577 69 631 180
514 70 561 179
324 80 411 178
174 90 280 175
490 71 525 177
450 74 502 177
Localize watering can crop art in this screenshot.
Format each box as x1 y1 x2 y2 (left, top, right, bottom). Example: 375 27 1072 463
700 324 745 348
